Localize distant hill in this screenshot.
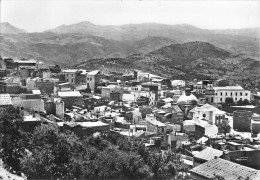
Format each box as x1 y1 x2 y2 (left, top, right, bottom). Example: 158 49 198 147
72 41 260 83
0 22 27 34
46 21 260 57
212 27 260 39
148 41 231 65
1 22 259 66
0 32 175 66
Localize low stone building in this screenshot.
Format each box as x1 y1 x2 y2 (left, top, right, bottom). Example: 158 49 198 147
61 121 109 138
57 91 83 109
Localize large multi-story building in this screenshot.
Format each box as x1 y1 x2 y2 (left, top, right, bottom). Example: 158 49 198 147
14 60 38 70
63 69 78 84
213 86 251 103
86 70 102 92
192 80 213 94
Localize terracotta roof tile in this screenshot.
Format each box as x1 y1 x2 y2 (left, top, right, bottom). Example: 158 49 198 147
190 158 260 180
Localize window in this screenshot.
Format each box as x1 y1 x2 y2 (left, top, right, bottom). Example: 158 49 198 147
161 128 164 132
87 78 89 81
235 92 237 96
71 74 73 77
245 93 248 96
240 92 242 96
220 92 222 96
235 98 237 100
225 92 227 96
220 98 222 102
231 92 233 96
90 78 92 81
71 79 73 82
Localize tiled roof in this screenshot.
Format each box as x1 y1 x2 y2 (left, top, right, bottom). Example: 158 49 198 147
63 69 78 73
14 60 37 63
87 70 100 75
213 86 244 91
194 147 223 161
0 94 13 106
190 103 226 114
146 118 166 127
190 158 260 180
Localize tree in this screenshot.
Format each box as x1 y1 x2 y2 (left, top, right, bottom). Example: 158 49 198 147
251 99 260 106
219 121 231 136
21 124 83 179
242 99 250 105
225 97 234 105
237 98 243 105
0 106 27 175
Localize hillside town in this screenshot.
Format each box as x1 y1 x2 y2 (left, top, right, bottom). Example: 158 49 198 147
0 56 260 179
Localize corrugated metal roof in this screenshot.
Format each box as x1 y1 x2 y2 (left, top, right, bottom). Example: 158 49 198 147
190 158 260 180
0 94 13 106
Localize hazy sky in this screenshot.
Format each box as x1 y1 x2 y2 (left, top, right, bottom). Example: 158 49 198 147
1 0 260 32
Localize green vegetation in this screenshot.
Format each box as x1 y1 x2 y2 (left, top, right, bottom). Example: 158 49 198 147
0 107 192 179
225 97 234 105
218 121 231 136
0 107 27 175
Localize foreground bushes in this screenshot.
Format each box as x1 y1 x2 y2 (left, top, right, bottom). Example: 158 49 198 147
0 107 189 179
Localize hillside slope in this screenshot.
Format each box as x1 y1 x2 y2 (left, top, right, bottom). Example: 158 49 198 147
0 22 27 34
46 21 260 57
149 41 231 65
1 22 259 66
72 41 260 84
0 32 175 66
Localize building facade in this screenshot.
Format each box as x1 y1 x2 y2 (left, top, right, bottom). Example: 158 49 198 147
86 70 102 92
63 69 78 84
213 86 251 103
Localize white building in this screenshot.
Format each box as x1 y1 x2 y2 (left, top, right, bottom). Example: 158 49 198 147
86 70 101 92
171 80 185 87
213 86 251 103
14 60 38 69
190 103 226 125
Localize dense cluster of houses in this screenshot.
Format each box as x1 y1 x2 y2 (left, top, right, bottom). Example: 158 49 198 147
1 56 260 179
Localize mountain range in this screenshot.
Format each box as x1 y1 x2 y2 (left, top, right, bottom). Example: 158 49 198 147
0 21 259 67
73 41 260 88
